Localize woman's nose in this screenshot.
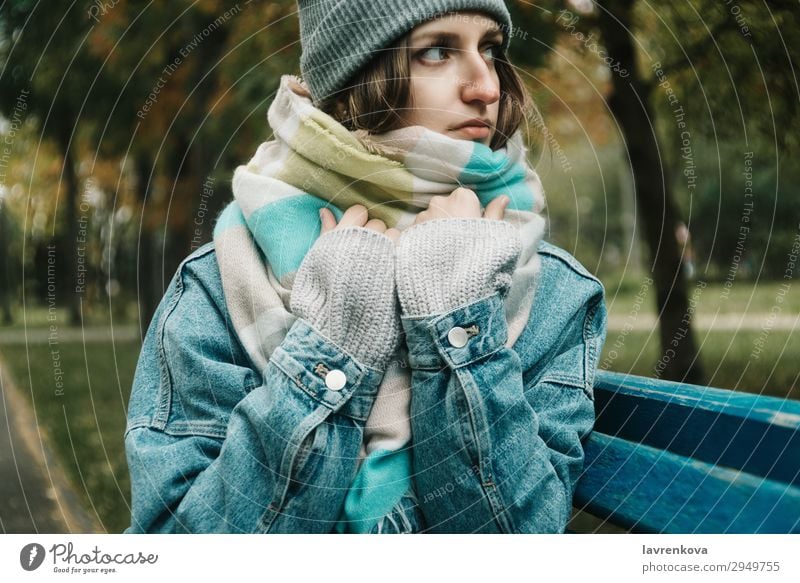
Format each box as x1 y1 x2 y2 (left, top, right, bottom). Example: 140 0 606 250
460 55 500 105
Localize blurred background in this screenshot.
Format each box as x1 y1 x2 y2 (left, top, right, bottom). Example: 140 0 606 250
0 0 798 533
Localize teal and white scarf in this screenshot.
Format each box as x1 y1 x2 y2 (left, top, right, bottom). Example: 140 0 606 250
213 74 546 532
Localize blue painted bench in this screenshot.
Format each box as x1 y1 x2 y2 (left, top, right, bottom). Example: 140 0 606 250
572 370 800 533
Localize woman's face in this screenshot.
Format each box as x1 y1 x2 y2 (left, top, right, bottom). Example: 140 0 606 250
404 12 504 147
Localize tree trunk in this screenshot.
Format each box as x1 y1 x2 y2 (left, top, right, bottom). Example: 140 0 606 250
597 0 704 384
0 205 12 324
134 154 162 333
59 134 82 326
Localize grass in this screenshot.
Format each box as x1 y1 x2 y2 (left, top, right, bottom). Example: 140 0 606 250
604 277 800 318
2 303 138 329
599 277 799 399
0 339 140 533
599 329 799 401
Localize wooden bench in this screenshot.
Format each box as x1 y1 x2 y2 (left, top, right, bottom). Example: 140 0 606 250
571 370 800 533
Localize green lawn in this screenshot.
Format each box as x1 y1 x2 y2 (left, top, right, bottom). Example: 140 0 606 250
0 340 140 533
599 329 799 401
1 303 139 329
605 277 800 318
601 279 799 400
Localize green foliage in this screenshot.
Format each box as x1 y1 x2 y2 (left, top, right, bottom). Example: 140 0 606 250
605 281 800 401
505 0 559 71
0 2 114 141
538 141 630 276
674 137 800 280
0 1 306 325
642 1 800 152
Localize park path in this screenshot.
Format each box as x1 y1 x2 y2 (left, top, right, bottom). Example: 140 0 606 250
0 361 99 533
607 313 797 331
0 314 794 347
0 326 140 344
0 315 793 347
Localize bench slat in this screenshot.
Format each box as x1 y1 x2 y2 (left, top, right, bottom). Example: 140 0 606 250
574 432 800 533
592 371 800 486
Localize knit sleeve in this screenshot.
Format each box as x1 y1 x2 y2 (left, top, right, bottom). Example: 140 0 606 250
394 217 522 318
290 226 401 371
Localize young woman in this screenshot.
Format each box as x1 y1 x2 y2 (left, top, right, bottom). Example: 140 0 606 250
124 0 607 534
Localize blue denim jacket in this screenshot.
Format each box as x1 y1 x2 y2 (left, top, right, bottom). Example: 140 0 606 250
124 239 606 533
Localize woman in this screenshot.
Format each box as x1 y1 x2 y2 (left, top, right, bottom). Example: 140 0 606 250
124 0 607 534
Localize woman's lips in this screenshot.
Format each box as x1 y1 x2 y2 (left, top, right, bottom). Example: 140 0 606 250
450 125 491 139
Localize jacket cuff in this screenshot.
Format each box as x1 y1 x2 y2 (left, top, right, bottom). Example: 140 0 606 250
395 218 522 318
270 318 384 422
400 293 508 370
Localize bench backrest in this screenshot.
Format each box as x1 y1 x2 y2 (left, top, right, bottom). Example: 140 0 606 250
573 370 800 533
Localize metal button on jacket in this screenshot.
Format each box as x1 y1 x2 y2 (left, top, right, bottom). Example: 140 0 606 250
325 369 347 391
447 326 469 348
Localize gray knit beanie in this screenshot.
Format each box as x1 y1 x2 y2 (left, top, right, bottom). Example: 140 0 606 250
297 0 513 104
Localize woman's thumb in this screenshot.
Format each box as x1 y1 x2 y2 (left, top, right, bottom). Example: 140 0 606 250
319 207 336 233
484 195 509 220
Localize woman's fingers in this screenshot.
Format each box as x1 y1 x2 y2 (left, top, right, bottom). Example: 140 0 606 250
319 207 337 233
320 205 397 241
322 197 506 238
483 195 509 221
384 228 401 242
320 205 370 232
364 218 387 232
338 204 369 227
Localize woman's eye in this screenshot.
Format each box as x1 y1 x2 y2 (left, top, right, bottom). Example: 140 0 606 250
420 46 448 61
417 43 501 62
482 44 501 61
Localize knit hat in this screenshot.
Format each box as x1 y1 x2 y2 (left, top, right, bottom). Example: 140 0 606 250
297 0 513 104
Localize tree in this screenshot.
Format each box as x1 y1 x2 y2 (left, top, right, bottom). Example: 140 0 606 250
84 0 299 328
510 0 799 383
2 1 301 329
0 1 113 324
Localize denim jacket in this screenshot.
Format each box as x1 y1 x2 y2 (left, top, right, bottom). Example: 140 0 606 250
124 239 607 533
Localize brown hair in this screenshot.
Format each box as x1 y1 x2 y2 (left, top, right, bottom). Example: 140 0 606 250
317 32 531 151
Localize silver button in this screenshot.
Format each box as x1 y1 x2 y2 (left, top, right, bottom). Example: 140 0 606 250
325 369 347 391
447 326 469 348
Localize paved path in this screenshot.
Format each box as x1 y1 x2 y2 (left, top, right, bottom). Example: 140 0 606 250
0 315 795 346
0 315 794 347
0 362 99 533
0 326 140 345
607 313 798 331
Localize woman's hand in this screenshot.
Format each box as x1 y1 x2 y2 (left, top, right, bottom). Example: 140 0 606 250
410 188 509 226
320 204 401 242
394 189 521 318
290 204 403 371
